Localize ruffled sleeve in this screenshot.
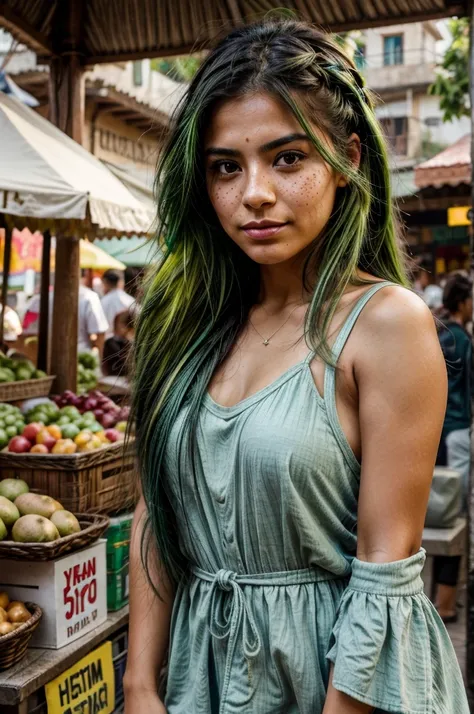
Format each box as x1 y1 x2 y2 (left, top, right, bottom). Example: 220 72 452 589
326 548 469 714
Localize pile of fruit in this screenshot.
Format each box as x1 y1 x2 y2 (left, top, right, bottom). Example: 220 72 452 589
52 389 130 430
0 354 47 384
0 404 25 448
0 389 129 454
77 352 98 394
0 592 33 636
0 478 81 543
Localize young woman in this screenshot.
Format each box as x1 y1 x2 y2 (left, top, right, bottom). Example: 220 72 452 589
125 19 469 714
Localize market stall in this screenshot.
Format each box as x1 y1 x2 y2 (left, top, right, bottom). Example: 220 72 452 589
0 91 144 713
0 90 154 392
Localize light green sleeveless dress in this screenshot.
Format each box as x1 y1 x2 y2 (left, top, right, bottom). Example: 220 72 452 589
163 282 469 714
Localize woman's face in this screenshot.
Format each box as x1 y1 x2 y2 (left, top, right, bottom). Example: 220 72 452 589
204 91 352 266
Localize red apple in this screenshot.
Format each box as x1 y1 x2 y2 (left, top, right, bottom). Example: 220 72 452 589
8 436 32 453
104 428 120 443
23 422 43 443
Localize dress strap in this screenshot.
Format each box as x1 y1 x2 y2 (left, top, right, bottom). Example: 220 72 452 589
330 281 396 363
322 280 398 475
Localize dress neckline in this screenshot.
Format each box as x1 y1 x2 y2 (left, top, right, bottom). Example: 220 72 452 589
204 352 322 417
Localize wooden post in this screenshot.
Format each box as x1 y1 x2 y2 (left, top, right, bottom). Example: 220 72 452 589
0 219 12 348
47 0 85 391
467 0 474 699
37 229 51 372
48 52 85 144
50 235 80 393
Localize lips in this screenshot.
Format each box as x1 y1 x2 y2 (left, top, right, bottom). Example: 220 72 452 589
241 221 288 239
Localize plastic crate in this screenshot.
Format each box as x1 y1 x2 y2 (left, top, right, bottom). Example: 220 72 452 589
106 512 133 570
107 562 129 611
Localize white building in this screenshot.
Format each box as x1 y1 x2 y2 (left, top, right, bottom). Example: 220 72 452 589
360 20 470 170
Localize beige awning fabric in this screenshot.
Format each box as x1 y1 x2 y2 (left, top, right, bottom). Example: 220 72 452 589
0 92 155 235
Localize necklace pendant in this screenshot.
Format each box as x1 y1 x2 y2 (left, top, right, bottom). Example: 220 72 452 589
263 339 270 346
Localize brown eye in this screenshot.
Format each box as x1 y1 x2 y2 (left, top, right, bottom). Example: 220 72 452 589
214 161 240 175
275 151 304 167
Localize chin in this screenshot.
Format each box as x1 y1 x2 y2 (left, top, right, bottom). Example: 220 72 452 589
242 243 305 266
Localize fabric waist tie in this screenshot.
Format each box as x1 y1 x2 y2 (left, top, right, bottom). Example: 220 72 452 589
191 564 347 662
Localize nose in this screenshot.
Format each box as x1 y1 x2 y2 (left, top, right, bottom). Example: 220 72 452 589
242 166 276 210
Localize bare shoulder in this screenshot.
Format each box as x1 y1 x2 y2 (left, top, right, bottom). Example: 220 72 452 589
358 284 438 344
352 284 446 384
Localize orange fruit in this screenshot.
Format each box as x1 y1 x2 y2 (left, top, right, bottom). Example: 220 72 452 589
30 444 48 454
46 425 62 441
74 431 92 447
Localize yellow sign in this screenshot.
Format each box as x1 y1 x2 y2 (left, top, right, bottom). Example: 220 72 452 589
447 206 472 227
45 640 115 714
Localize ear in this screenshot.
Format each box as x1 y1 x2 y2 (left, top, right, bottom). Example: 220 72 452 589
337 133 362 187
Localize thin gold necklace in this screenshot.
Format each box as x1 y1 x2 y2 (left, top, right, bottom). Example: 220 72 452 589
249 303 302 346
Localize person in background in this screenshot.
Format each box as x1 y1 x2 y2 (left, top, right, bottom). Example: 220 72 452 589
124 266 144 302
78 270 109 357
3 304 22 343
22 286 54 336
101 269 135 340
102 308 135 377
415 260 443 311
22 273 108 356
434 272 472 623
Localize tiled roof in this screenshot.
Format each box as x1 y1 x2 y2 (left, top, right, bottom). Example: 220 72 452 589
415 134 471 189
0 0 468 63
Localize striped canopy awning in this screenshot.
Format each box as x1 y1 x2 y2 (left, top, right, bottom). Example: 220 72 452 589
0 0 467 63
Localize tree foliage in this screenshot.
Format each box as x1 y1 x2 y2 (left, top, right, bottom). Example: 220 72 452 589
429 17 470 122
151 54 203 83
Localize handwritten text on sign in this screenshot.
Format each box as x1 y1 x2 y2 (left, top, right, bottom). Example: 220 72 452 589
45 640 115 714
62 555 99 641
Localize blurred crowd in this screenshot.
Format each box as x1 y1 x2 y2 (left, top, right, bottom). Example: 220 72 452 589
413 262 472 624
1 266 145 380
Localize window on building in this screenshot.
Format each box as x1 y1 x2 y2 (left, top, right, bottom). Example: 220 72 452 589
133 60 143 86
383 35 403 66
354 44 366 70
379 116 408 155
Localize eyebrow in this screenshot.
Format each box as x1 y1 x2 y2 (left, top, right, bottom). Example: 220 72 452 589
205 132 310 157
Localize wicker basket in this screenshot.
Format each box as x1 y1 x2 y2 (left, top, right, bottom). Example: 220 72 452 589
0 439 137 514
0 375 55 403
0 602 42 670
0 513 110 561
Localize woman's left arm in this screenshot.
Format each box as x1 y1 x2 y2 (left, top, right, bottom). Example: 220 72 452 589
323 287 448 714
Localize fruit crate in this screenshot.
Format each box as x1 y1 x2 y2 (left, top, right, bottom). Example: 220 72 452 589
0 439 138 514
108 562 129 611
106 512 133 570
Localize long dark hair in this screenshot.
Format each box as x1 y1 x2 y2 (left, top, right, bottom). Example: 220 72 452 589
133 18 408 588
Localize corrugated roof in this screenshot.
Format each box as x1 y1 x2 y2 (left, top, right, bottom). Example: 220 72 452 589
415 134 471 189
0 0 467 63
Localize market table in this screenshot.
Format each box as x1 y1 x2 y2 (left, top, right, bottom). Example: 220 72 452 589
0 605 129 712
